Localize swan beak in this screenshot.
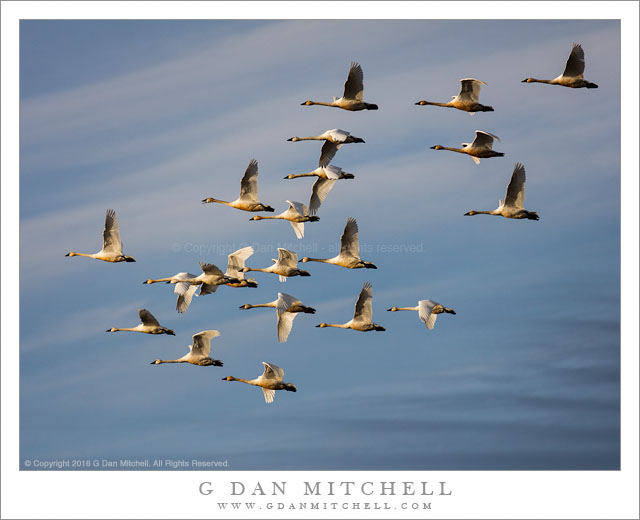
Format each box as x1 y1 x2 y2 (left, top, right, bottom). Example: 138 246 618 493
286 137 294 142
430 146 437 149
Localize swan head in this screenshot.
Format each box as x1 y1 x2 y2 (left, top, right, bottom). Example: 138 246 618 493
202 197 215 204
287 137 300 142
240 267 249 273
250 216 262 221
415 100 428 105
300 257 310 262
106 328 117 332
284 174 295 179
65 252 76 257
464 211 476 216
284 383 297 392
221 376 236 381
387 307 399 312
431 145 444 150
521 78 534 83
150 360 161 365
143 279 153 284
301 100 313 106
316 323 327 328
239 304 252 310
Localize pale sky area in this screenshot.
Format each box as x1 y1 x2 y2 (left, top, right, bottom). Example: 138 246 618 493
15 18 625 472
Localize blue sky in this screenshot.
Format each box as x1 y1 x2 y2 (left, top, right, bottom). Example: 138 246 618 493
16 19 623 471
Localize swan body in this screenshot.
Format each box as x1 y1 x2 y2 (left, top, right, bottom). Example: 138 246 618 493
240 292 316 343
522 43 598 88
387 300 456 330
431 130 504 164
201 159 275 212
222 362 297 404
150 330 223 367
65 209 136 262
242 248 310 282
316 282 385 332
464 162 539 220
250 200 319 239
225 246 258 288
416 78 493 114
302 217 376 269
301 62 378 111
107 308 175 335
287 128 365 167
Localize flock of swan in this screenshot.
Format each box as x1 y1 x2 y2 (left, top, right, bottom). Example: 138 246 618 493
66 43 597 403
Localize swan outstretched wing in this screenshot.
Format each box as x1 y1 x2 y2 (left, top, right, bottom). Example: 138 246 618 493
276 248 298 268
343 61 364 101
199 283 219 295
238 159 259 202
309 178 336 216
102 209 123 253
277 311 297 343
353 282 373 322
191 330 220 358
262 388 276 403
470 130 500 150
226 246 254 279
177 285 198 313
340 217 360 258
138 308 160 327
290 222 304 239
319 141 341 167
457 78 485 103
261 361 284 381
503 163 527 208
200 262 225 277
418 300 438 330
286 200 308 216
562 43 585 78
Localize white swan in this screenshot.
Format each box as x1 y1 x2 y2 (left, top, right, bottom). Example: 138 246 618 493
431 130 504 165
106 308 175 335
316 282 385 332
239 292 316 343
65 209 135 262
225 246 258 288
201 159 275 212
301 61 378 111
284 164 355 216
242 248 310 282
143 262 240 313
150 330 223 367
302 217 376 269
464 162 539 220
222 362 297 403
522 43 598 89
287 128 365 167
387 300 456 330
250 201 319 239
416 78 493 114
